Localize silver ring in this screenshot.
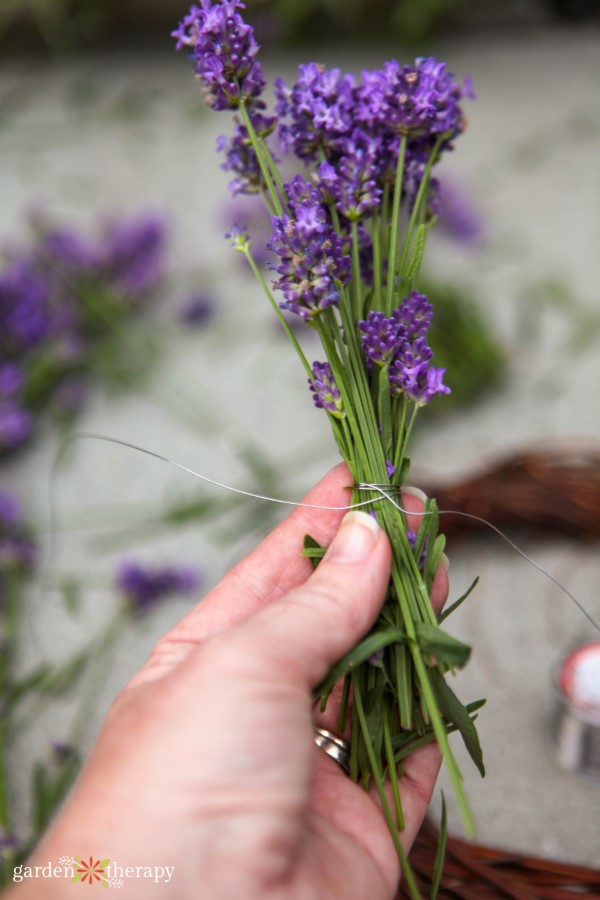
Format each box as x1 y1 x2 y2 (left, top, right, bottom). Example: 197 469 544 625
313 727 351 775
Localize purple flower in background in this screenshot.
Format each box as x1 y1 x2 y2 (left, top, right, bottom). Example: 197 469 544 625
36 225 98 271
99 213 167 300
0 208 169 458
116 560 201 613
50 740 76 764
309 361 344 417
430 177 486 245
0 364 24 399
0 403 32 452
172 0 266 111
0 257 52 352
0 831 18 852
179 292 216 327
0 491 21 528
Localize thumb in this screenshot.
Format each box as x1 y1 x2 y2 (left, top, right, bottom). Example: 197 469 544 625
238 511 391 688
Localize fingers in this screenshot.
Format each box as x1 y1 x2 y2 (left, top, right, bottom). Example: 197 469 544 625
165 463 352 640
128 464 353 687
233 511 392 689
316 487 449 735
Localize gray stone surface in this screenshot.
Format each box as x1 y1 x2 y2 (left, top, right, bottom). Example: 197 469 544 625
2 23 599 869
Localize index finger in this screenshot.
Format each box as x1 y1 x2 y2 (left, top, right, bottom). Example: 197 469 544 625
145 463 353 654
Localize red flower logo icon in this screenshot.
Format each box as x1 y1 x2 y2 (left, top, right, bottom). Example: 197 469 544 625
72 856 111 886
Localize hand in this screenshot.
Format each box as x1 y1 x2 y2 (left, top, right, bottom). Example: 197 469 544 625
12 464 448 899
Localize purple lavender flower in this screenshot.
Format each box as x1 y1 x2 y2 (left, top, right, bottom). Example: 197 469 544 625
172 1 266 111
430 177 486 245
275 63 356 160
36 225 98 271
225 222 251 252
179 292 216 327
0 491 21 528
0 402 32 452
50 740 76 763
0 831 18 852
406 529 427 568
285 173 322 209
0 257 52 351
359 311 402 367
0 364 24 399
316 130 382 221
367 647 385 667
360 292 449 405
393 291 433 339
356 57 466 140
217 112 275 195
99 213 167 300
269 199 350 320
309 361 344 417
116 560 201 613
399 363 450 406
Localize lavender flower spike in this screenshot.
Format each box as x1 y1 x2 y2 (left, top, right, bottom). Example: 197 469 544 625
172 1 266 111
309 361 344 418
269 202 350 319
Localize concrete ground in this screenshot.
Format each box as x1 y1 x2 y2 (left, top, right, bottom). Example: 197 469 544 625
2 20 599 870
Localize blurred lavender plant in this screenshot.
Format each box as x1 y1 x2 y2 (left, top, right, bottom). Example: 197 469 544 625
0 210 167 459
116 560 201 614
0 481 205 887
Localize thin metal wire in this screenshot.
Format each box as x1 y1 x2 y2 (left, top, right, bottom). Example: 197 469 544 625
54 433 599 634
359 483 600 635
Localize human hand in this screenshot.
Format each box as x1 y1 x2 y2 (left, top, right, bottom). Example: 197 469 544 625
12 464 448 899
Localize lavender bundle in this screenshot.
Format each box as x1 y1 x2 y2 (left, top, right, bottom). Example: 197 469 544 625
174 0 483 886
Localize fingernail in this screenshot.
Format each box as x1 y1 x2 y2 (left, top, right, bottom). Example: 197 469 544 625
440 552 450 573
402 485 428 504
325 511 381 564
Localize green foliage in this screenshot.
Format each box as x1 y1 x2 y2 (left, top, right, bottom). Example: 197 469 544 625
423 278 505 410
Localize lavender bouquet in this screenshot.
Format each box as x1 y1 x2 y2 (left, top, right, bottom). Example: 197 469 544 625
174 0 483 886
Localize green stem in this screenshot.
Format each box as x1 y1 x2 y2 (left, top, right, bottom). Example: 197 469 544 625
385 135 407 314
351 220 363 320
397 139 441 279
390 569 474 837
383 705 405 831
242 246 313 380
353 674 421 899
371 209 382 311
239 101 284 216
